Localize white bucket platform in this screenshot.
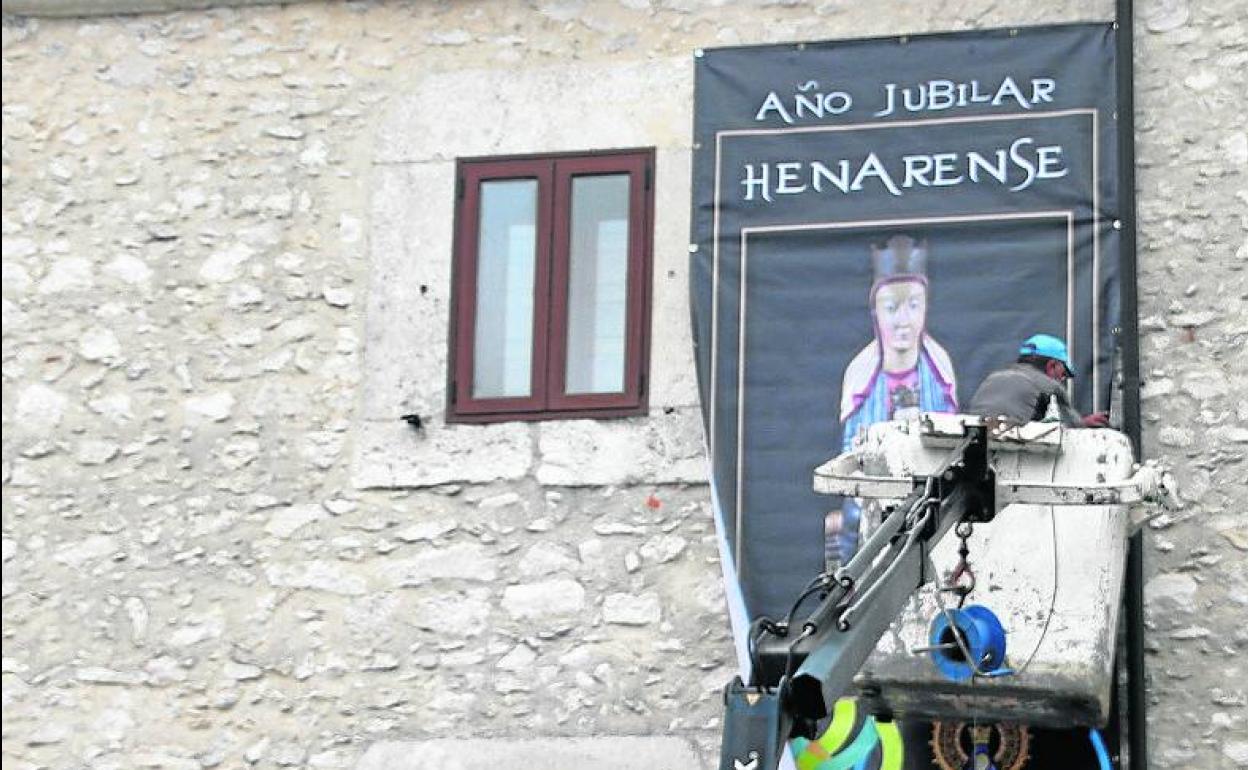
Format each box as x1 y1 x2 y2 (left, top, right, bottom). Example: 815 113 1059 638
813 413 1171 728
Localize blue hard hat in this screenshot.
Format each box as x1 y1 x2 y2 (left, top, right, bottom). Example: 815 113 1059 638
1019 334 1074 376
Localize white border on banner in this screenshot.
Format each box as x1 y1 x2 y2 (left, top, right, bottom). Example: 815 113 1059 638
709 109 1101 573
708 469 799 770
737 211 1076 558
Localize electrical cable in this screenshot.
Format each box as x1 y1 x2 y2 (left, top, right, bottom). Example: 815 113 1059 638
1015 430 1063 676
748 616 784 686
783 574 834 630
1089 727 1112 770
745 574 835 685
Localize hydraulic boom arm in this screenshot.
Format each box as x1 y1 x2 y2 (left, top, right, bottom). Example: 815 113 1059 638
718 425 996 770
717 414 1177 770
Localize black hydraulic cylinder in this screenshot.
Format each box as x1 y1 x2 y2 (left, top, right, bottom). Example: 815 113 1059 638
788 486 968 721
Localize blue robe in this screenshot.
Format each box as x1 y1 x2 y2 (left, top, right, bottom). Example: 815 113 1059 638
834 343 958 563
841 350 958 453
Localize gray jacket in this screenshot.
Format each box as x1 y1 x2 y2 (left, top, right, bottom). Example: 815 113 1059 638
968 362 1083 427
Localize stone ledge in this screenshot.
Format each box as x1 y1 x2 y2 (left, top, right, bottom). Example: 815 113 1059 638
2 0 290 17
351 418 532 489
356 737 711 770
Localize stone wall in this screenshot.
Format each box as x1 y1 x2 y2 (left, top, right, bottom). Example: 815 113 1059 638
1131 1 1248 765
1 2 1245 769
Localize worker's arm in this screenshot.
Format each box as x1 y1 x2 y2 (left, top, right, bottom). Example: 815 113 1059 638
1082 412 1110 427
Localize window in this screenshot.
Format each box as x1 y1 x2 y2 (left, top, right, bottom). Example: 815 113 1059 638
448 150 654 423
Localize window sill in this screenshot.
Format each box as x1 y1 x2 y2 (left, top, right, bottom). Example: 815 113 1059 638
445 403 648 425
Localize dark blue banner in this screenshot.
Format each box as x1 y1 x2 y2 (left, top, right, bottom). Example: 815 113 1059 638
690 23 1123 769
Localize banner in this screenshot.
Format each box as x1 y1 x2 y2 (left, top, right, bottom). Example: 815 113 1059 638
690 23 1124 769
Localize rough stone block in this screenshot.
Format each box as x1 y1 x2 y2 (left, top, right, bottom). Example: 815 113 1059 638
410 589 492 636
502 579 585 620
360 163 456 422
517 541 581 578
264 561 368 596
14 383 68 428
356 737 710 770
352 419 532 488
376 543 499 586
648 147 700 410
376 59 692 163
602 592 662 626
536 411 706 486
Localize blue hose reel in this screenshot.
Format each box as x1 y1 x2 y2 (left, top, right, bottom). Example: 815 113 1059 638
927 605 1011 681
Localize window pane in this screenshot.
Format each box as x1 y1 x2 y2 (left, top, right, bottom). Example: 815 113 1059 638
473 179 537 399
565 174 630 395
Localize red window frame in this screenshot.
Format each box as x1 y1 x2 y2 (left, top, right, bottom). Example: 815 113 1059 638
448 149 654 423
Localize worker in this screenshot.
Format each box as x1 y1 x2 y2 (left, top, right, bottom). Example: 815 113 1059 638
968 334 1109 428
